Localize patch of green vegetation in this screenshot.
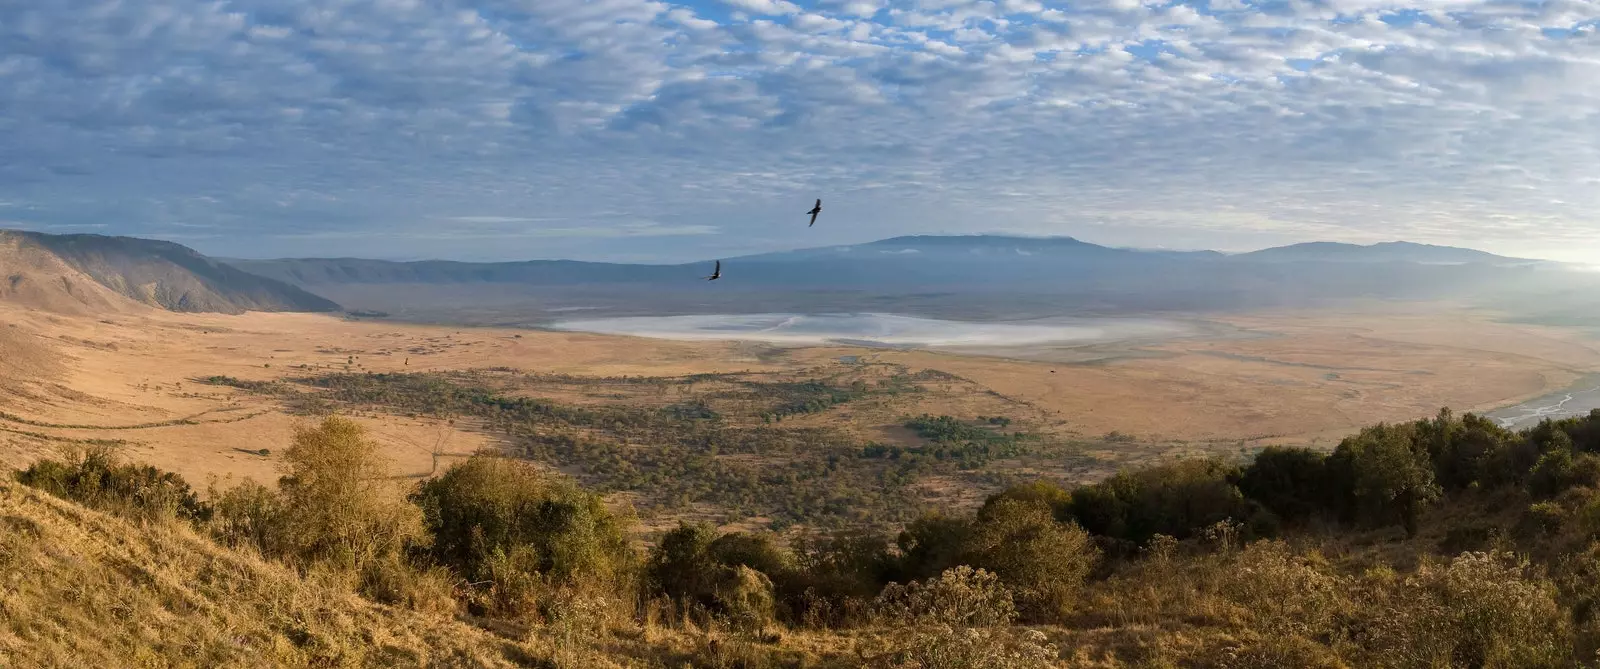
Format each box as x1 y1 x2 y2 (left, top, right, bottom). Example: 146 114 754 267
198 375 288 394
229 370 960 529
859 415 1034 469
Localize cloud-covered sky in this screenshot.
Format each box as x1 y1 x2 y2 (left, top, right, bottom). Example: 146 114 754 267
3 0 1600 262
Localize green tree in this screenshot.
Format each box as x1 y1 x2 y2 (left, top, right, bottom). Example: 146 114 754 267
896 513 976 581
1238 446 1329 524
1066 458 1253 546
1327 423 1440 536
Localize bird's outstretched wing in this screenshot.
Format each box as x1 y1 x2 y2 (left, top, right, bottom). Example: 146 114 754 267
809 211 819 227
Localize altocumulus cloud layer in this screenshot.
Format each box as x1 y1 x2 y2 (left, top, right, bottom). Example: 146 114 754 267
2 0 1600 261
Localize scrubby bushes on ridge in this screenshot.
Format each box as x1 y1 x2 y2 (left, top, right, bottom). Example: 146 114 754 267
17 407 1600 667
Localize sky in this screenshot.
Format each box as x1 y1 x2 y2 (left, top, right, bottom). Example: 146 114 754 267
3 0 1600 263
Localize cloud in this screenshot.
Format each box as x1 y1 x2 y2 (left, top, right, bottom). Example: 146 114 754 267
1 0 1599 262
722 0 803 15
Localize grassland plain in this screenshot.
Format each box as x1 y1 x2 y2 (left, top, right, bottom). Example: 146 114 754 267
1 299 1598 533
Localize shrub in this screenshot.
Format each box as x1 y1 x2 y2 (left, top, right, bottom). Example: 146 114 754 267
790 530 898 627
871 626 1057 669
357 556 459 616
273 416 424 571
1183 633 1343 669
709 531 795 579
1066 458 1254 545
1527 447 1600 499
646 523 783 629
965 499 1098 622
1238 447 1328 524
715 565 779 632
17 446 209 522
1326 423 1440 536
648 522 722 608
208 479 288 555
1343 551 1572 668
874 566 1016 628
895 513 975 582
1429 411 1517 490
980 481 1071 521
412 456 633 592
1213 541 1347 640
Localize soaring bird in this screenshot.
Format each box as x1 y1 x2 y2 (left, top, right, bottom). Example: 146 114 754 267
806 198 822 227
705 260 722 281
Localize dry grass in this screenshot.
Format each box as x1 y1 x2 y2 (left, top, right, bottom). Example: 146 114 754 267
0 480 534 668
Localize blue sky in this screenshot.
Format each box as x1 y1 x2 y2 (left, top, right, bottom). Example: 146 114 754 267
3 0 1600 262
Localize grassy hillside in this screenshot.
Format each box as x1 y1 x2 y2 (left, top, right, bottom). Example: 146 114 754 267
0 230 340 314
10 405 1600 667
0 479 531 668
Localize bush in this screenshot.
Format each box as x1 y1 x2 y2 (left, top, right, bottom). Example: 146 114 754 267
1238 447 1328 524
412 456 633 593
357 556 460 616
1214 541 1347 639
273 417 424 571
208 479 288 555
17 446 209 522
1066 458 1255 546
895 513 976 581
871 626 1057 669
1344 551 1572 668
874 566 1016 628
1527 447 1600 499
646 523 783 629
709 531 795 579
966 499 1098 622
789 530 898 627
715 565 779 632
980 481 1071 521
648 522 722 608
1429 411 1517 490
1326 423 1439 536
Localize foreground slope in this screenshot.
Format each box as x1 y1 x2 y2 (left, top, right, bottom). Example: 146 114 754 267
0 230 339 314
0 480 525 668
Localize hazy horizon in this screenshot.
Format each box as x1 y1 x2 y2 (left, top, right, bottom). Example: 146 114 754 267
3 226 1555 266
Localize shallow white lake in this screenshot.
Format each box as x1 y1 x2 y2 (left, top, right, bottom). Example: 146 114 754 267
546 312 1195 348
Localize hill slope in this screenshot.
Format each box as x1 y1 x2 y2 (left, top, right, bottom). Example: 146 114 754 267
0 230 340 314
0 481 526 668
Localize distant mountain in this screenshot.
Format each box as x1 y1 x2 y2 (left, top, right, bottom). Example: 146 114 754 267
0 230 340 314
1238 241 1534 266
213 234 1576 324
223 257 684 286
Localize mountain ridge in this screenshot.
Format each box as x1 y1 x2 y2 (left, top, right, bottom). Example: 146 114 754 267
0 229 341 314
226 234 1535 284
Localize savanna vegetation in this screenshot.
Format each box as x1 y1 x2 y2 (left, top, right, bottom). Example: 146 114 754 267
14 406 1600 666
200 368 1030 529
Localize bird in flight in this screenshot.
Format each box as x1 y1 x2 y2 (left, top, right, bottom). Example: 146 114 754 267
806 198 822 227
705 260 722 281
